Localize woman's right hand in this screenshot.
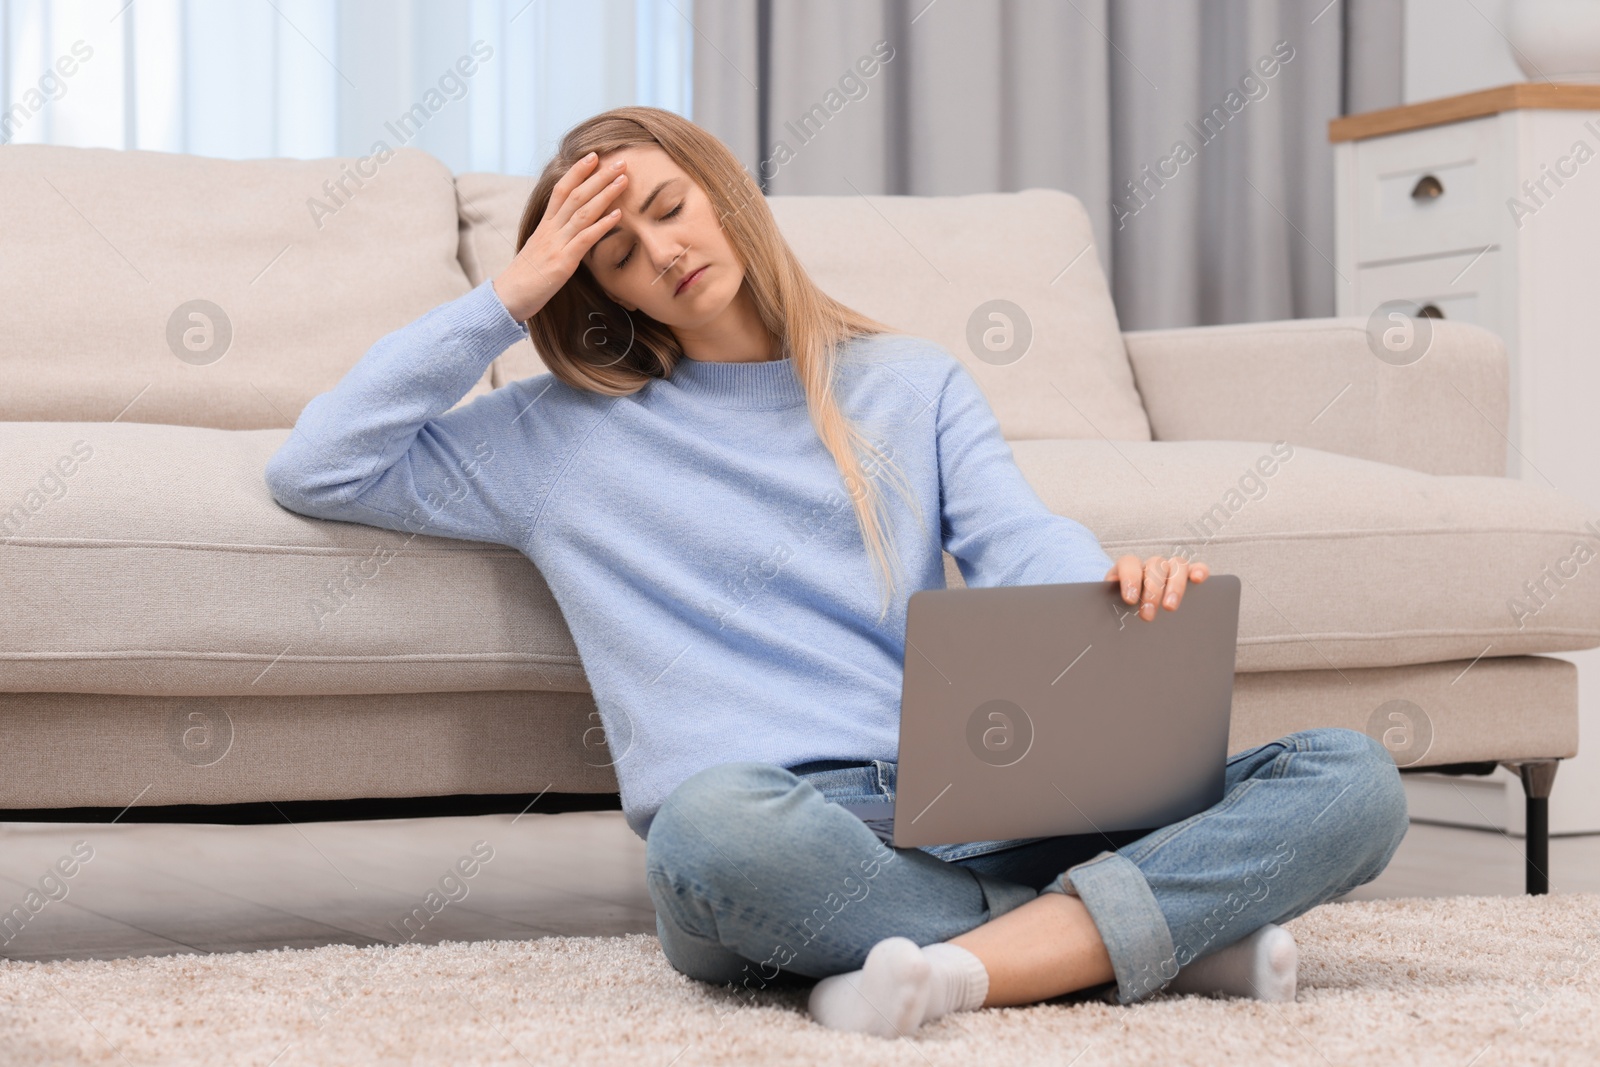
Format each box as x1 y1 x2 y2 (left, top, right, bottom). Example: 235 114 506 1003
492 151 630 322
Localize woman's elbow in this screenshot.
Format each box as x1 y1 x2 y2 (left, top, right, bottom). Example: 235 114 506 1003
263 449 334 514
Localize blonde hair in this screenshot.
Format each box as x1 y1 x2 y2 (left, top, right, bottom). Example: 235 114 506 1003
515 106 924 622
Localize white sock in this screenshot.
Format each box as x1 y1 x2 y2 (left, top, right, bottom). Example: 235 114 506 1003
1166 922 1298 1002
808 937 989 1038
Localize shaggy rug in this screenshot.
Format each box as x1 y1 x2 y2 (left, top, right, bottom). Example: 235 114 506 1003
2 893 1597 1066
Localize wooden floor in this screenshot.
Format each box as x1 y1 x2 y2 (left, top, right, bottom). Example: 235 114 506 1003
1 813 1596 962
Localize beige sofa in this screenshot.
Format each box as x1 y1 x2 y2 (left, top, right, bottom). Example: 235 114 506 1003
3 144 1596 894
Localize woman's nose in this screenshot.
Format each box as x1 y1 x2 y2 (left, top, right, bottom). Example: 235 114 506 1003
641 234 686 274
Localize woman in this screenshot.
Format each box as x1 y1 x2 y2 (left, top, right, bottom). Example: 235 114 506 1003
264 106 1408 1039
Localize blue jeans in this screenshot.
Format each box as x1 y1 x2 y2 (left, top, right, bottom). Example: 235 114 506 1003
645 727 1409 1005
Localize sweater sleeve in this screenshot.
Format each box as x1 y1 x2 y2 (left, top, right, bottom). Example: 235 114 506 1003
936 357 1115 588
263 277 539 548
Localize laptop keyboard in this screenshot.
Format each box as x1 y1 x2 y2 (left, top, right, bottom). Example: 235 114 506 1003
834 797 897 845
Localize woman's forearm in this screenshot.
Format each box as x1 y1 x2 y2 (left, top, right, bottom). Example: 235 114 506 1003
263 278 536 546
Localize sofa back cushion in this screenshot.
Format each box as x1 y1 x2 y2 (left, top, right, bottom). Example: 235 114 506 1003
0 144 491 429
455 176 1151 441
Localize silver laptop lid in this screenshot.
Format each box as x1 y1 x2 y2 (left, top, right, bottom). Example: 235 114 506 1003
892 575 1241 848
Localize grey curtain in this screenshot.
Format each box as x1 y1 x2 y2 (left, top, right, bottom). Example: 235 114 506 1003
690 0 1402 331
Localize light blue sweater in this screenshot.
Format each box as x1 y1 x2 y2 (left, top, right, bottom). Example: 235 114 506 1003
264 277 1114 839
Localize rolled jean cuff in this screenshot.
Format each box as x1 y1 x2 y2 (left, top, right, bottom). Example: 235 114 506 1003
1042 850 1177 1005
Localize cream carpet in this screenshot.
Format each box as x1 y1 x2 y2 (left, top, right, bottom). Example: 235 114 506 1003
3 893 1597 1066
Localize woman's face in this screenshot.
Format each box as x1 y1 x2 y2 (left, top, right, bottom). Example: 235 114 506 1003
580 144 744 332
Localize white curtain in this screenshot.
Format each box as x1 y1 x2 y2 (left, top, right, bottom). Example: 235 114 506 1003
0 0 694 175
691 0 1398 332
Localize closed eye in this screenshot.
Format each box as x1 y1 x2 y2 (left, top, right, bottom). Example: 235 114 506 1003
615 202 685 269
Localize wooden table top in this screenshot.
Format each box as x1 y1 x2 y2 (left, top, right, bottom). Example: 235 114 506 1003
1329 83 1600 142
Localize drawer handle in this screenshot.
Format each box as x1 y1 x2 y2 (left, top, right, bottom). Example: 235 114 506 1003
1418 304 1445 319
1411 174 1445 200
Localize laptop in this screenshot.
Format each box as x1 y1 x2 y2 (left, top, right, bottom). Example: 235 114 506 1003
838 575 1242 849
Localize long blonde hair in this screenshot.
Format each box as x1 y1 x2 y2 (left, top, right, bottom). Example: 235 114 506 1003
516 106 924 622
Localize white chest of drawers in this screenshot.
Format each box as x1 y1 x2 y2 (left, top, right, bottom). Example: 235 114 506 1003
1333 84 1600 835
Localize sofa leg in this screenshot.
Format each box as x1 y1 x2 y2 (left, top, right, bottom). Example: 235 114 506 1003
1499 759 1559 895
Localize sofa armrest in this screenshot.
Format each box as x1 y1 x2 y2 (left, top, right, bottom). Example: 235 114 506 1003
1122 317 1510 477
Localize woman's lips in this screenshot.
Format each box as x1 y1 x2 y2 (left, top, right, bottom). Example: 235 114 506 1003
674 265 707 296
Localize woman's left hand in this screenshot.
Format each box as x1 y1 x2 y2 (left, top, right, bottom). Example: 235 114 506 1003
1105 554 1209 622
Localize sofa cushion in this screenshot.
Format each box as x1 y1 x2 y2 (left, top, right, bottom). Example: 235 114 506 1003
3 422 1596 697
1008 439 1600 671
455 175 1152 442
0 144 492 430
0 422 583 698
